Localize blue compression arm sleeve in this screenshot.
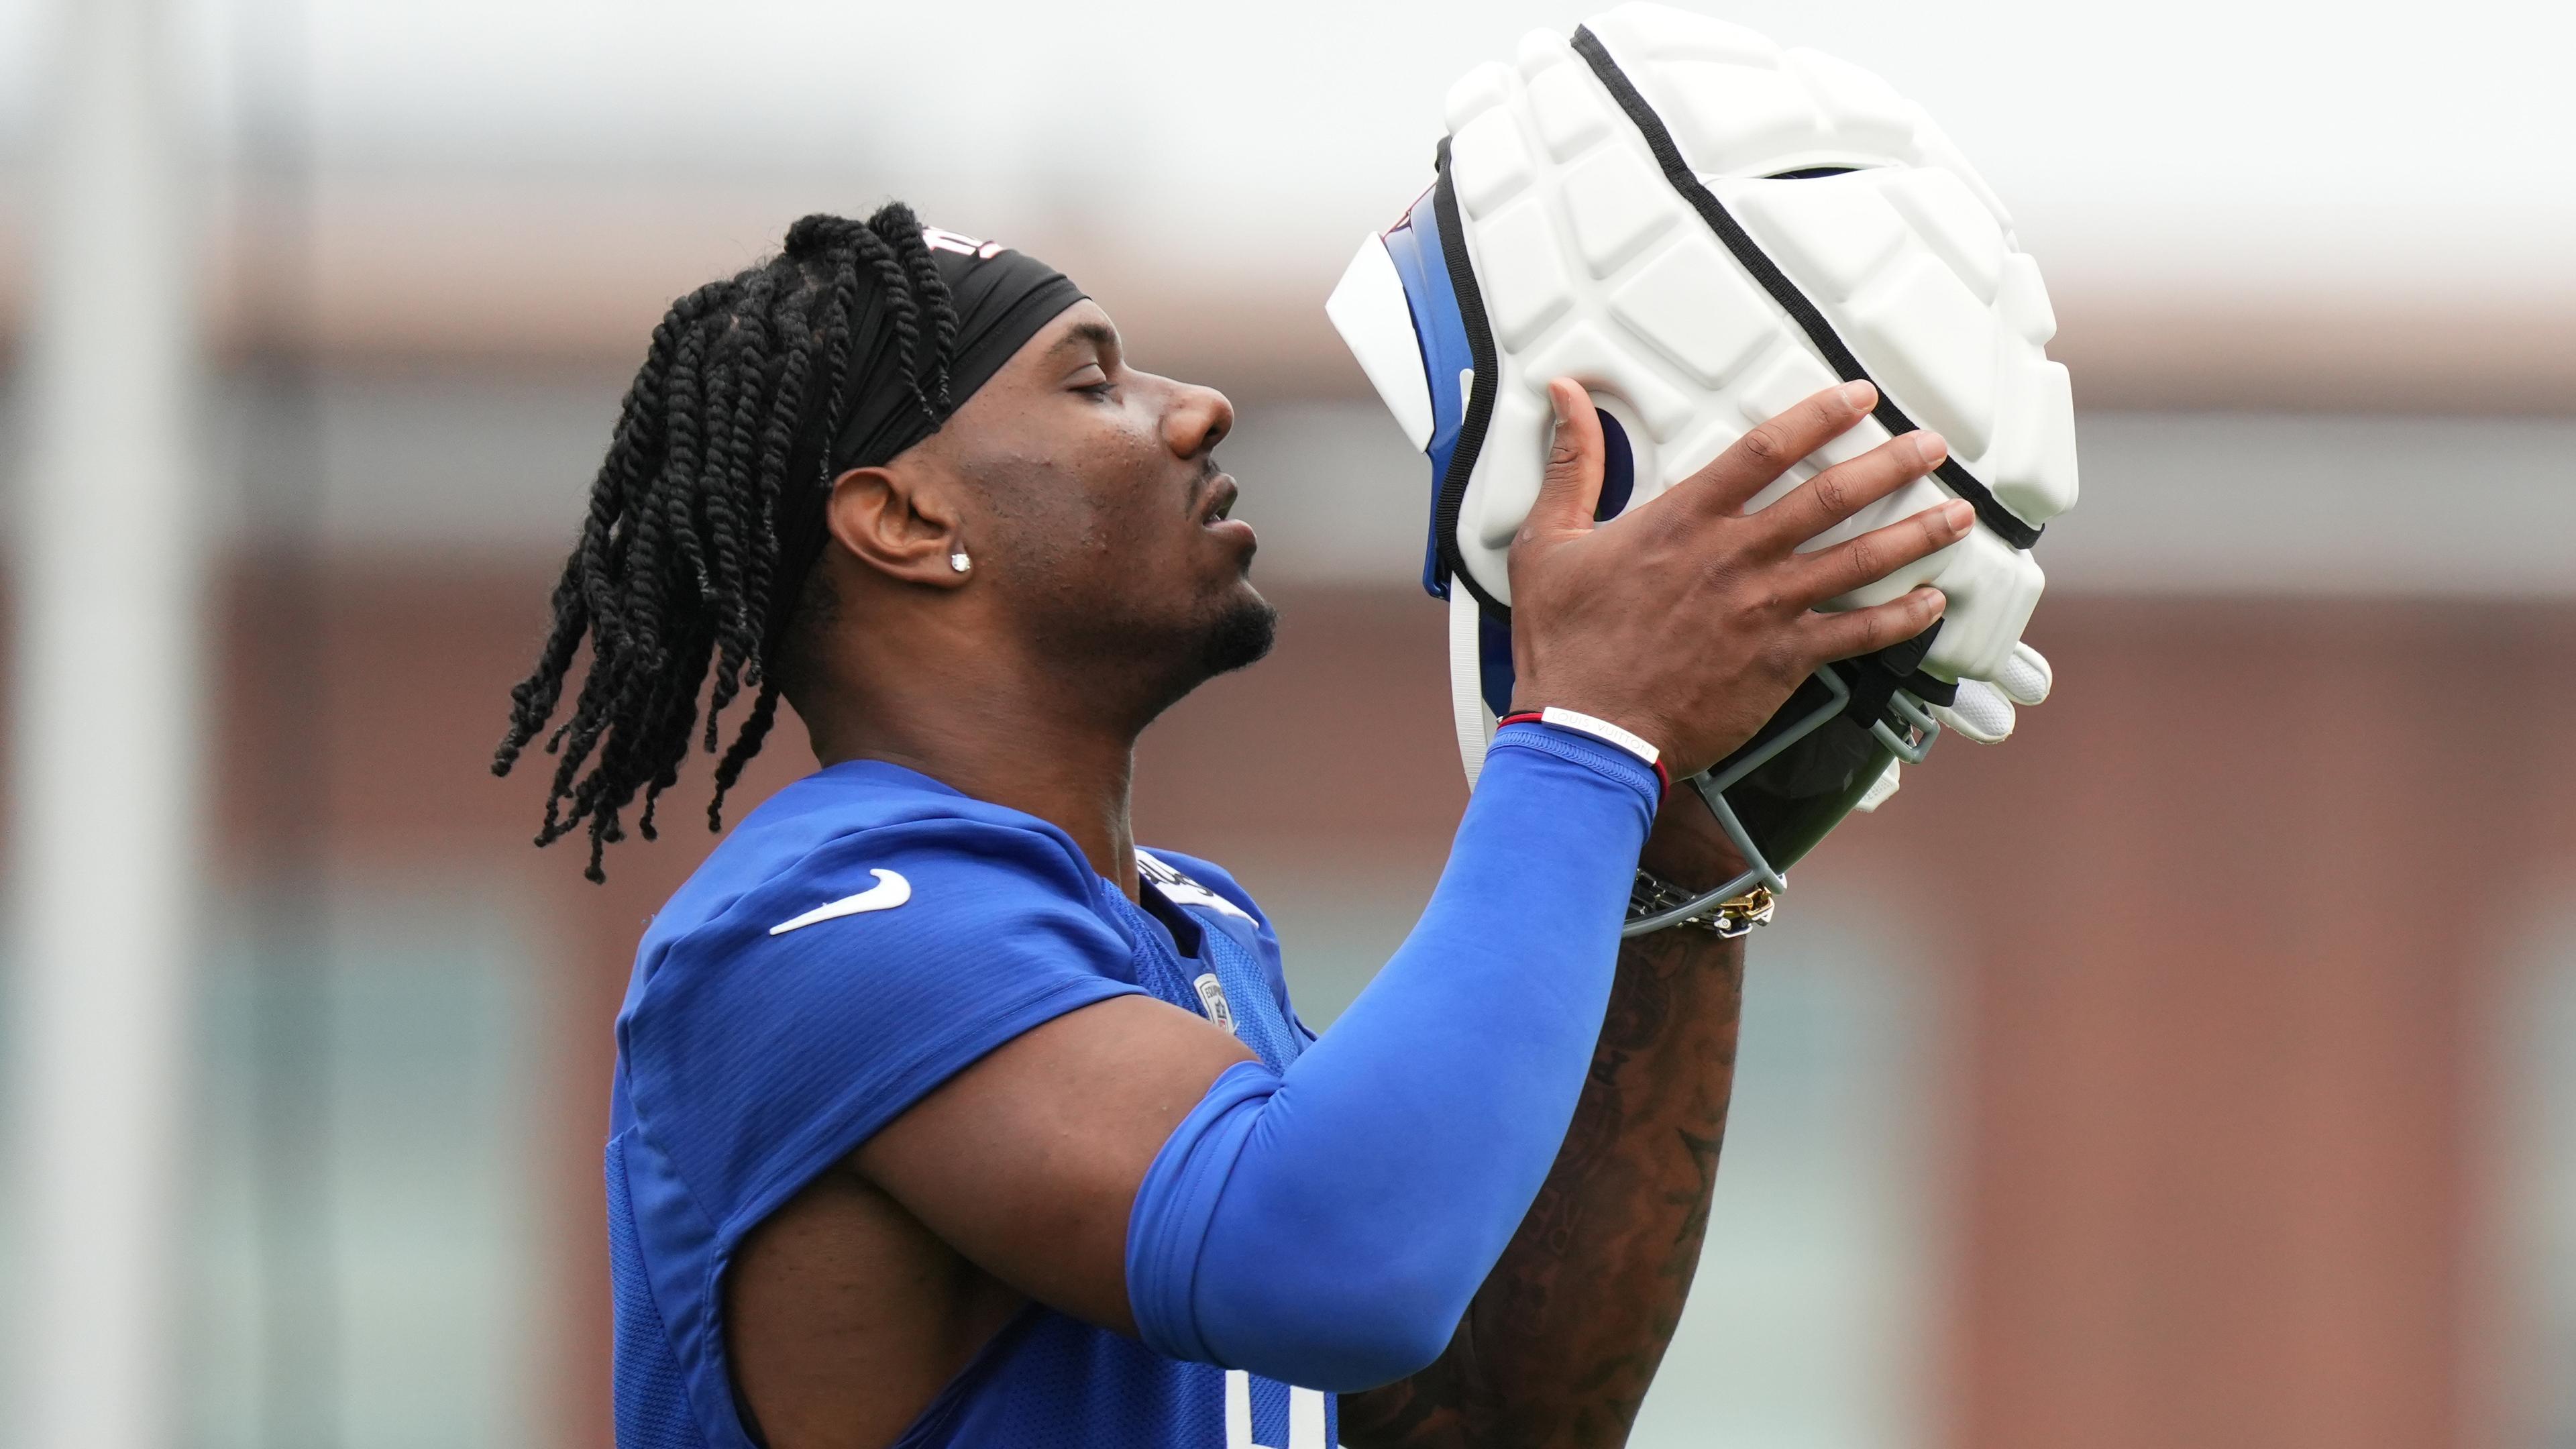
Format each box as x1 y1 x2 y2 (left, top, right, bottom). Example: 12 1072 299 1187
1124 721 1660 1391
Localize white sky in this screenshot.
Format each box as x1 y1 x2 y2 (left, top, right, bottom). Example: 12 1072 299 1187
3 0 2572 309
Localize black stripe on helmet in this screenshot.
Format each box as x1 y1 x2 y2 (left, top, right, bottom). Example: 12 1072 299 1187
1569 25 2043 551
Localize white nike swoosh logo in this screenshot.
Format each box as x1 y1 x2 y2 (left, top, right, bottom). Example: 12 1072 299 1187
768 869 912 935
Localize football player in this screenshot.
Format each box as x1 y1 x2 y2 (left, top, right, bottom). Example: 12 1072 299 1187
495 205 1965 1449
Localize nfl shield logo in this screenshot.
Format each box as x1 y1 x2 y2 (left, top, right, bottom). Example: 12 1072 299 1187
1191 973 1236 1036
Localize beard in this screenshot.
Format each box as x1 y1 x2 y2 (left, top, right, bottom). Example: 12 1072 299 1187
1121 584 1279 733
1015 577 1279 735
1195 590 1279 681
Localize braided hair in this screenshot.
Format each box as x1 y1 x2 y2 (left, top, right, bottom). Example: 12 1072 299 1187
492 203 960 881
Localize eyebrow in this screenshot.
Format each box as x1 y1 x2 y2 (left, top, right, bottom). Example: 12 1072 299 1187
1045 320 1120 362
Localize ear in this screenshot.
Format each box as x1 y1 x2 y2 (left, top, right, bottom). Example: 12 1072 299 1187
822 458 972 589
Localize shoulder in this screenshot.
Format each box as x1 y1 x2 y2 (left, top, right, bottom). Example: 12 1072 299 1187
617 765 1150 1215
647 763 1107 956
627 764 1143 1032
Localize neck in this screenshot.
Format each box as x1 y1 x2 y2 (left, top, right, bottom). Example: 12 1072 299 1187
798 619 1154 900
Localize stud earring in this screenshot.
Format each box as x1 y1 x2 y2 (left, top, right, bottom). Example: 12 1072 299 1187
949 551 971 574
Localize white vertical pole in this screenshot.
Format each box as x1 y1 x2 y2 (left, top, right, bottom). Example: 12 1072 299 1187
13 0 203 1444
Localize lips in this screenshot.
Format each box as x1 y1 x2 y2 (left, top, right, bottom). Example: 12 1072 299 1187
1194 472 1256 559
1196 473 1240 526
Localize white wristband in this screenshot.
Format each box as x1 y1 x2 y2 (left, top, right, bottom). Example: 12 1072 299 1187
1534 706 1661 769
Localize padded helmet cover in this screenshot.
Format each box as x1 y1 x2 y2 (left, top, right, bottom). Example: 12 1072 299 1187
1327 3 2080 899
1336 1 2076 669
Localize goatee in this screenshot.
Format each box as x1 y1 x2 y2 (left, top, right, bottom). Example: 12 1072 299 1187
1198 595 1279 680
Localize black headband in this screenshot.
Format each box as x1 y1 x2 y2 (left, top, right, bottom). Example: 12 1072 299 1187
767 223 1085 655
826 227 1087 474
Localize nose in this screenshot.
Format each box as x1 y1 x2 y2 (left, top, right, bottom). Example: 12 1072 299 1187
1163 380 1234 460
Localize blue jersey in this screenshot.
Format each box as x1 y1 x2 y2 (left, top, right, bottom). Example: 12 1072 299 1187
605 759 1339 1448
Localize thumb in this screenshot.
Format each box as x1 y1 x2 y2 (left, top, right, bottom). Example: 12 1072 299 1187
1531 378 1605 533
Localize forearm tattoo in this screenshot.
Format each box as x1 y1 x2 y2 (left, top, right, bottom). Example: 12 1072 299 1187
1341 926 1748 1449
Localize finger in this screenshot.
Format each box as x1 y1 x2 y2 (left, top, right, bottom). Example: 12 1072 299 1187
1756 429 1949 553
1931 680 2017 744
1788 497 1972 605
1994 641 2053 705
1672 380 1877 517
1799 586 1947 665
1527 378 1605 533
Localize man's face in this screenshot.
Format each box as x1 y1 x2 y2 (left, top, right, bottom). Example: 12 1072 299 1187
924 300 1276 710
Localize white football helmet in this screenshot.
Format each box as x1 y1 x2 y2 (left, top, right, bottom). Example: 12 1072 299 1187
1327 3 2078 928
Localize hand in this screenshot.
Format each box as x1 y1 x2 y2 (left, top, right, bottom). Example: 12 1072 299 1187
1506 377 1968 780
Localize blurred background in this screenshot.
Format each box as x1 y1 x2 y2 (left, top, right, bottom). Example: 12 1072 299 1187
1 1 2571 1446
